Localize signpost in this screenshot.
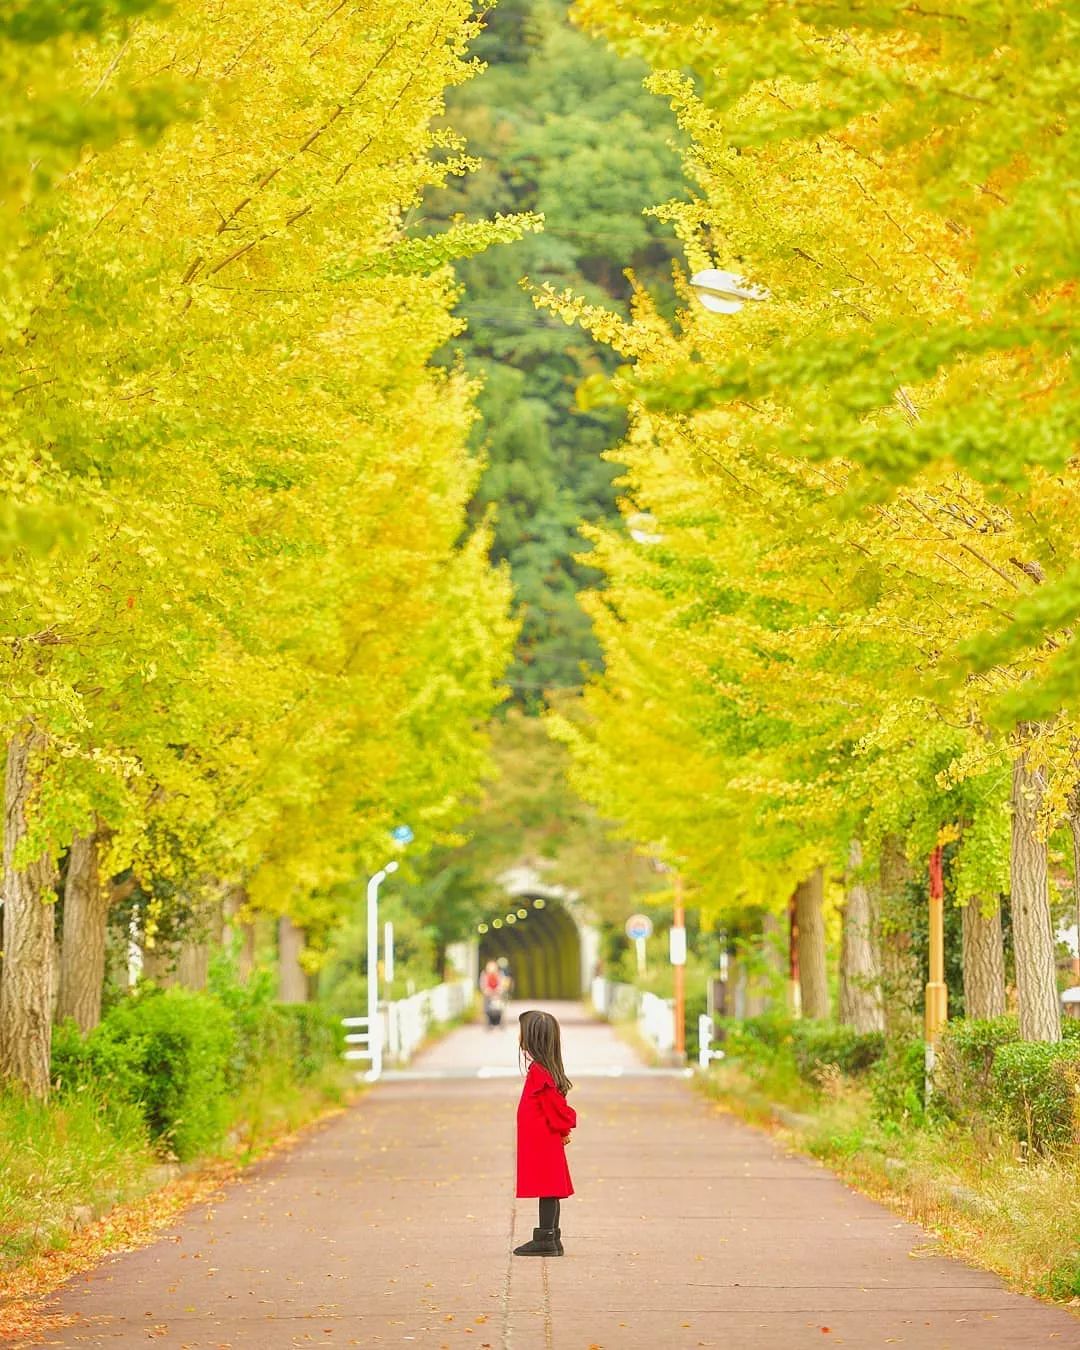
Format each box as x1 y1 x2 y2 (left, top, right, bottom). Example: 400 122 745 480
625 913 653 977
669 926 687 965
672 874 686 1061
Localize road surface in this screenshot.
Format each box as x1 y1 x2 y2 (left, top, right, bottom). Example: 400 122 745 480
27 1001 1078 1348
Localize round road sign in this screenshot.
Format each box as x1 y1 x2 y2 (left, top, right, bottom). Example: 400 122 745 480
625 913 654 941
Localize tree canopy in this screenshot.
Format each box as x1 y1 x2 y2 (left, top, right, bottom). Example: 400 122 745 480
544 0 1077 1041
426 0 686 698
0 0 529 1094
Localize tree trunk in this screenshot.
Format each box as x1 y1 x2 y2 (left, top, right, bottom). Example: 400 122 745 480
761 909 787 1012
1010 734 1062 1042
175 893 222 992
57 829 110 1032
0 727 58 1098
877 834 921 1039
839 840 884 1033
176 937 209 990
795 868 829 1019
961 899 1006 1020
238 920 257 982
223 886 256 983
277 915 308 1004
141 942 175 985
788 892 800 1014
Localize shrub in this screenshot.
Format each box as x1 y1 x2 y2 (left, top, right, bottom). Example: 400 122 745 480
790 1020 885 1080
991 1041 1080 1153
52 1011 148 1108
53 987 235 1161
52 977 348 1164
935 1015 1020 1124
278 1004 343 1078
210 969 297 1089
721 1012 795 1060
869 1040 926 1125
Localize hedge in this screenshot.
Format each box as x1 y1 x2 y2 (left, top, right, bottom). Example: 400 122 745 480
991 1041 1080 1152
714 1010 1080 1146
721 1012 794 1059
790 1021 885 1080
935 1015 1021 1126
52 984 343 1162
869 1040 926 1125
932 1016 1080 1148
53 987 234 1161
720 1015 884 1081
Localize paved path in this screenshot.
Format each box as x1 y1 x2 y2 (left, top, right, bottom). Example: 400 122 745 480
29 1002 1078 1348
403 1000 648 1077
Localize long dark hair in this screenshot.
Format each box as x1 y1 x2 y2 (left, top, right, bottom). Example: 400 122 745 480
518 1010 572 1097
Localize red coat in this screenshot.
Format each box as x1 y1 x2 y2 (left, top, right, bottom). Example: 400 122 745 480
516 1061 576 1198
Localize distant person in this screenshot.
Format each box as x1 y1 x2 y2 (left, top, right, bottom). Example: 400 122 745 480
497 956 514 998
513 1009 576 1257
480 960 506 1029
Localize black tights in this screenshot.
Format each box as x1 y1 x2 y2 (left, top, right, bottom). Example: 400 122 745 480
538 1197 561 1230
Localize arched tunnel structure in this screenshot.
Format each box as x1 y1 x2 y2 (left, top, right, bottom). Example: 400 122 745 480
473 869 599 1001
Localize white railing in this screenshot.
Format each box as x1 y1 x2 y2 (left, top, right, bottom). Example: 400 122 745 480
639 991 675 1054
591 977 675 1057
345 978 474 1073
383 978 474 1063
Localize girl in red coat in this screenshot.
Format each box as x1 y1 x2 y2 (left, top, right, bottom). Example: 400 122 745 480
513 1009 577 1257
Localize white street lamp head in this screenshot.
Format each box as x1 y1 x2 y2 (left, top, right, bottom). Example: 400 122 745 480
689 268 770 314
385 860 399 874
626 511 664 545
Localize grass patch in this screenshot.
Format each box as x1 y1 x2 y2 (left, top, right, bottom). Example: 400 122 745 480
227 1059 353 1162
699 1055 1080 1310
0 1091 155 1267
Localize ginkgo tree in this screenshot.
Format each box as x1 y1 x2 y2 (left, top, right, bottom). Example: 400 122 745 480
0 0 530 1096
545 0 1077 1042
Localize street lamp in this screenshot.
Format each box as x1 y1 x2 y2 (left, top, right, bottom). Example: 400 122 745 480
689 268 770 314
366 859 398 1081
627 511 664 545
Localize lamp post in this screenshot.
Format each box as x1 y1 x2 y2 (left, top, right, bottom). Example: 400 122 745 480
366 860 399 1081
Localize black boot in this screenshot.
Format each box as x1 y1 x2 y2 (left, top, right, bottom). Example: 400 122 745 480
554 1227 564 1256
513 1227 560 1257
